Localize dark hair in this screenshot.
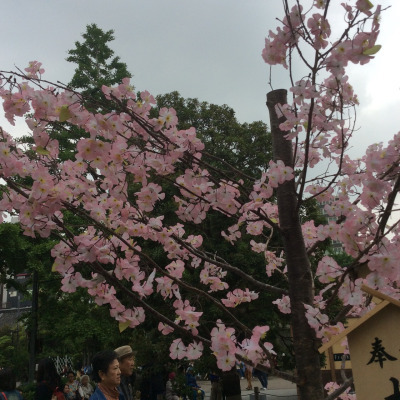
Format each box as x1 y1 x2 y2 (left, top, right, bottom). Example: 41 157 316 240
67 370 75 377
37 358 61 390
91 350 118 383
0 368 16 391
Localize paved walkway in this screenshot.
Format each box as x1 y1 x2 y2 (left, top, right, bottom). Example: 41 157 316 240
197 376 298 400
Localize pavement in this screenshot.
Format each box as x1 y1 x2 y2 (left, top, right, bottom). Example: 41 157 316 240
197 376 298 400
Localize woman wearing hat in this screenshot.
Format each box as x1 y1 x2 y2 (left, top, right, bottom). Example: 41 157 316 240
90 350 123 400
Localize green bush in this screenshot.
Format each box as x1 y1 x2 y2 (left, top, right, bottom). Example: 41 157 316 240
18 382 36 400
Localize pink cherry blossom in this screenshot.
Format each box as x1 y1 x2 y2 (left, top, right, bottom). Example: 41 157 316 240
24 61 45 78
324 382 356 400
316 256 343 284
158 322 174 335
272 295 291 314
169 339 187 360
186 341 204 360
307 13 331 49
221 288 259 308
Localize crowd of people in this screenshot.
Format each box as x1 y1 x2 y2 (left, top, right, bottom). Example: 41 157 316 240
31 346 134 400
1 346 269 400
234 362 268 391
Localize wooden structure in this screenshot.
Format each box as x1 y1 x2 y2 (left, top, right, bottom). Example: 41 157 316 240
319 285 400 400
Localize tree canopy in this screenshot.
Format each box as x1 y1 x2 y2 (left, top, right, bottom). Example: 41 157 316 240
67 23 132 102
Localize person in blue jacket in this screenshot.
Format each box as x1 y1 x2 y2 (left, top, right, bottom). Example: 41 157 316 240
90 350 124 400
185 367 204 400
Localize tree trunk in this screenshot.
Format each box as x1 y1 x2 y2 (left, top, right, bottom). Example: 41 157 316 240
266 89 324 400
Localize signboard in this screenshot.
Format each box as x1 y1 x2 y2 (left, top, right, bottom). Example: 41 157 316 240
319 287 400 400
348 304 400 400
333 353 351 362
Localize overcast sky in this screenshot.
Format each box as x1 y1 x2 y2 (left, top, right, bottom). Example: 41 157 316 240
1 0 399 158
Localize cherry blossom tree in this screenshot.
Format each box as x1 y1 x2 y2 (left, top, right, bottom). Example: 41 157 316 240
0 1 398 399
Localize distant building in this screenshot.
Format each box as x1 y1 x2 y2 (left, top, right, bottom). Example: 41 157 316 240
0 273 32 329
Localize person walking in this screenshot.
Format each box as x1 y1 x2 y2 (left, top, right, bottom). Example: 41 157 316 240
244 365 253 391
253 368 268 390
185 367 204 400
114 345 135 400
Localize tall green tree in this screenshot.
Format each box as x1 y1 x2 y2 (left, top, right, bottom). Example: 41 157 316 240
66 23 132 103
39 23 133 161
33 26 134 361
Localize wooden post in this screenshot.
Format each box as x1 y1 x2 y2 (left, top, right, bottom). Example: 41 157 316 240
254 386 259 400
28 270 39 383
328 347 337 382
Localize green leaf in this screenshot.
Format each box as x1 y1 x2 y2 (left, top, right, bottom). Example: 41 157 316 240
363 45 381 56
36 146 50 155
59 105 73 122
366 0 374 10
119 321 130 333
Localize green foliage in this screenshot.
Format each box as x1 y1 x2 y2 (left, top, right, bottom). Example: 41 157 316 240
36 285 123 361
0 223 31 289
0 225 130 369
20 24 134 163
67 23 132 105
171 372 194 399
144 97 277 341
0 335 14 364
18 382 36 400
0 325 29 380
